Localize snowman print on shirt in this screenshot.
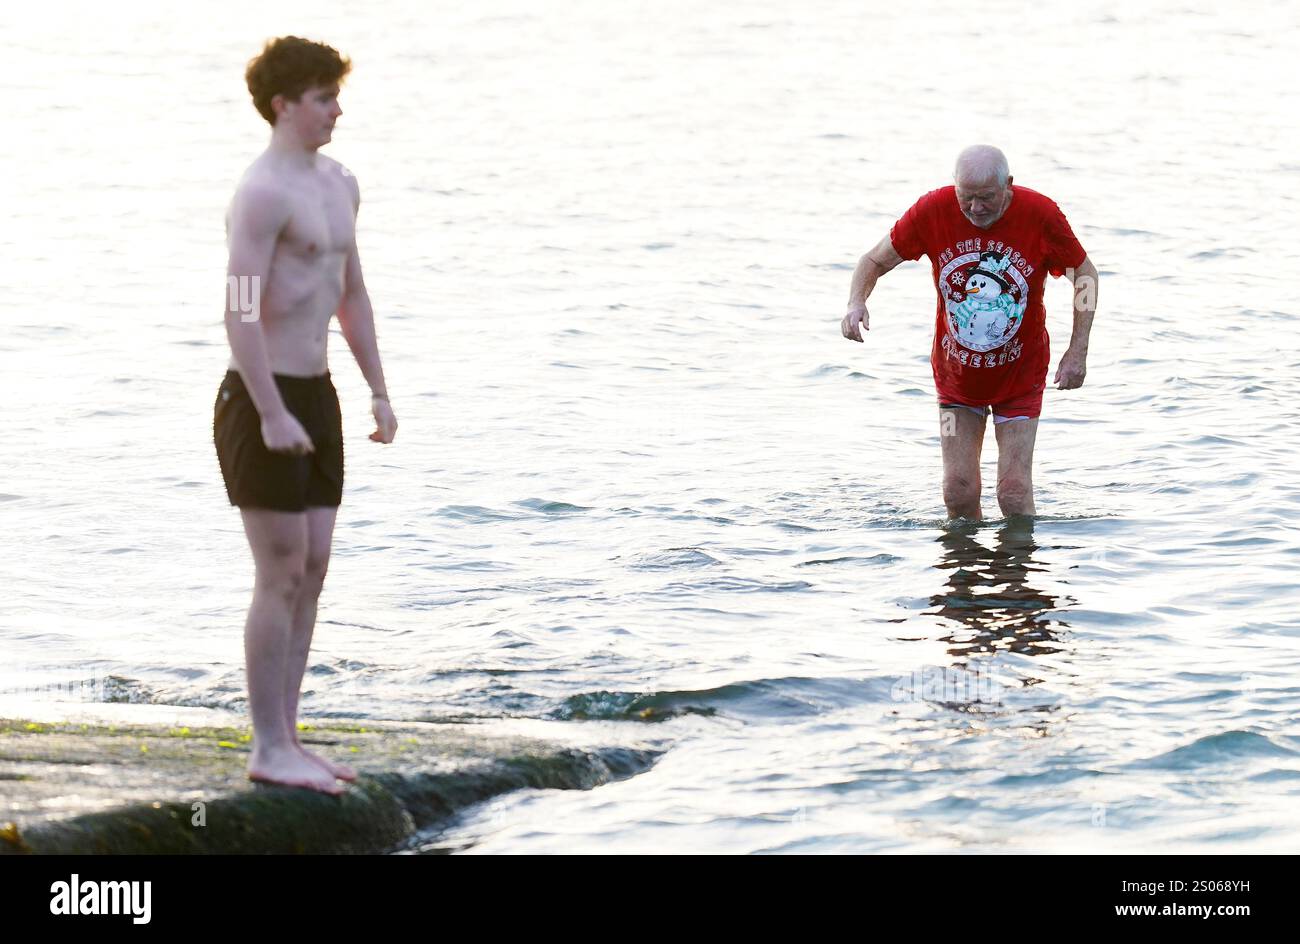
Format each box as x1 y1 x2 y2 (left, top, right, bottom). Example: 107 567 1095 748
942 249 1027 353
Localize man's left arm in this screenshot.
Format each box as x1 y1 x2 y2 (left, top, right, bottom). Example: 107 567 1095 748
337 172 398 443
1054 255 1097 390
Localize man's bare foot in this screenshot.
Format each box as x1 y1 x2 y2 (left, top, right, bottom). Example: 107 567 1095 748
295 741 359 781
248 746 346 795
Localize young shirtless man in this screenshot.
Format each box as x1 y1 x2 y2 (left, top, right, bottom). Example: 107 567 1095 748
841 145 1097 521
214 37 397 793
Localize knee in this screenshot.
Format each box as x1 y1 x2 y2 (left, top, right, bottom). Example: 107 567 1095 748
302 551 330 588
258 541 307 602
943 474 980 508
997 475 1033 506
260 565 306 604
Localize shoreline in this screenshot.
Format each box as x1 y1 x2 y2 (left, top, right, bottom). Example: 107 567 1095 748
0 703 660 854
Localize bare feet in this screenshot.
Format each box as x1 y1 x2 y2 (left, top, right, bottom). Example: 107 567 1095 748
295 740 359 782
248 745 346 795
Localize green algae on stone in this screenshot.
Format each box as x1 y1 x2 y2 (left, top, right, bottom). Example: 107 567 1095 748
0 714 662 854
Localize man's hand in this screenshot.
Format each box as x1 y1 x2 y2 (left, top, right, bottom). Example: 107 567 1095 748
261 410 315 456
370 396 398 444
1054 347 1087 390
842 304 869 342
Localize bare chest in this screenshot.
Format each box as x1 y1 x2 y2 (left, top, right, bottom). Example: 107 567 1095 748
278 172 354 262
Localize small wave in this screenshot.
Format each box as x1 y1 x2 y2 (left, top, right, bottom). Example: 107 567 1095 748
435 504 523 522
990 767 1102 788
771 520 821 534
663 576 813 594
803 364 873 380
516 498 593 515
553 675 896 724
552 690 717 723
628 547 721 570
797 553 901 567
1128 730 1298 771
96 675 156 704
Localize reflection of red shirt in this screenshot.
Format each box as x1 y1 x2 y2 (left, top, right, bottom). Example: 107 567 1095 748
889 185 1086 405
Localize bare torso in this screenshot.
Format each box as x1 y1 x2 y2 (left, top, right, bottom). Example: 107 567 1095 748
226 152 357 376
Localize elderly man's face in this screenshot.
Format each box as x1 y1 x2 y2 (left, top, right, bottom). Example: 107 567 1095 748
955 175 1013 229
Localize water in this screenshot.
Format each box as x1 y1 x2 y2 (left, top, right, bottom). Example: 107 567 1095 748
2 0 1299 853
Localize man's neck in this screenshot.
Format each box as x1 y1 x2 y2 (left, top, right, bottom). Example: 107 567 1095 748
266 131 319 170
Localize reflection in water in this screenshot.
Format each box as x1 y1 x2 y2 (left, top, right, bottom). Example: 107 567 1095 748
929 518 1071 658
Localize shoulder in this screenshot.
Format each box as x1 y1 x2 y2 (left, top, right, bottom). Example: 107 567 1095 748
320 154 361 204
898 186 953 224
317 153 353 180
229 165 292 226
1014 185 1070 217
233 159 286 200
918 185 954 211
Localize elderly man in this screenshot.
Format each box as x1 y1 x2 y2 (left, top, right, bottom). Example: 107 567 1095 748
842 145 1097 520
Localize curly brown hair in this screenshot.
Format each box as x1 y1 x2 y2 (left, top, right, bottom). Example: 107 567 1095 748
245 36 352 126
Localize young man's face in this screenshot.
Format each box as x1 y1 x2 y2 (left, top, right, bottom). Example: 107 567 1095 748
275 83 343 147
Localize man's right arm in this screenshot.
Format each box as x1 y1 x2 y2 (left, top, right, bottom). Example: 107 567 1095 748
842 234 905 342
224 184 313 454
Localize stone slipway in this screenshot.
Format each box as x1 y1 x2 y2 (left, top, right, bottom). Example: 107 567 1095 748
0 702 661 854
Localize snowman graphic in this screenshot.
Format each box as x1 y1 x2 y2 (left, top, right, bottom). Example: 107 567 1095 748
946 250 1025 353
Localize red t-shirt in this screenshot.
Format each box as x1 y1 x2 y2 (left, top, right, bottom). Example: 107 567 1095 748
889 185 1086 405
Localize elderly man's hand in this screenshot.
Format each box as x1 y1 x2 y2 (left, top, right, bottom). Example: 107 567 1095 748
841 305 869 342
1054 347 1087 390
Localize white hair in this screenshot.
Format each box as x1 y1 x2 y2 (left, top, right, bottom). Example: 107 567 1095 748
954 145 1010 187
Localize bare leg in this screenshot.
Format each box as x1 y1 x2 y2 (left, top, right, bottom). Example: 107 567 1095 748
283 505 357 781
995 417 1039 518
240 508 343 795
940 406 987 520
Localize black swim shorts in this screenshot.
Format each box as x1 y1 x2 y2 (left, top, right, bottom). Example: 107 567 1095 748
213 369 344 511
